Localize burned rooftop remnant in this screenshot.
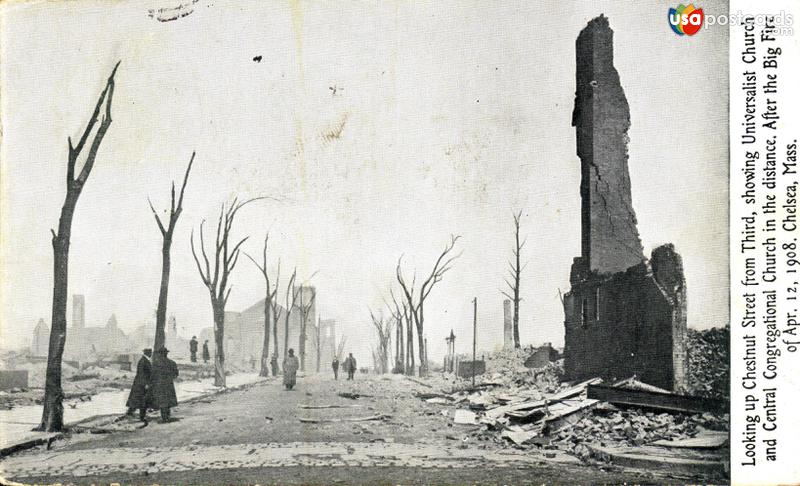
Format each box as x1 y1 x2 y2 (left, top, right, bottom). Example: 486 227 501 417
564 16 688 391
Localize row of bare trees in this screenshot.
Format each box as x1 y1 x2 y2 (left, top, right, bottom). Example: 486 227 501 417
37 63 312 431
365 235 461 378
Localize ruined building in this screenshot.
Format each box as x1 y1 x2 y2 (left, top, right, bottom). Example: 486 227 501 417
563 15 687 391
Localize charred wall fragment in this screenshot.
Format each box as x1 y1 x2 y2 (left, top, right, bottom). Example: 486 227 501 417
563 16 688 391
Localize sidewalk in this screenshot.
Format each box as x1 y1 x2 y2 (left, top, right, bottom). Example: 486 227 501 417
0 372 264 455
0 440 580 480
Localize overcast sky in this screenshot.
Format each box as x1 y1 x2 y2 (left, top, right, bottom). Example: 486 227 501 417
0 0 729 363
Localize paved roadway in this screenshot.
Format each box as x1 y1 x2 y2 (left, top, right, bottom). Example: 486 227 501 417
0 373 668 485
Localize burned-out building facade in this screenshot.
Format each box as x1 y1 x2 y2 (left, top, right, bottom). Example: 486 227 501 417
563 16 687 391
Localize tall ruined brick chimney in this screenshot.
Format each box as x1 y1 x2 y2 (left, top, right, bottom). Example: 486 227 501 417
563 16 688 392
572 15 644 275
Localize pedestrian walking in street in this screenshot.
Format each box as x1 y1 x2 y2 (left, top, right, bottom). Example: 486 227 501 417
332 357 340 380
344 353 357 381
149 347 179 423
283 348 300 390
202 340 210 364
270 353 279 376
125 348 152 422
189 336 198 363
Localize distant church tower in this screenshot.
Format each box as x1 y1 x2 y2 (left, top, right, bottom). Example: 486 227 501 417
32 318 50 356
72 294 86 329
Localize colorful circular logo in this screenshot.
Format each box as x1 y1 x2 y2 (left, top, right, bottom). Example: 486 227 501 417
669 4 704 36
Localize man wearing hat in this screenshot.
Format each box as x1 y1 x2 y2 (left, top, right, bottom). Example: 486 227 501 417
149 347 179 422
126 348 152 421
189 336 198 363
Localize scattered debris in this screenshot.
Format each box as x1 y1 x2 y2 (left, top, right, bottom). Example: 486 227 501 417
298 404 361 409
587 384 728 415
337 392 372 400
299 414 390 424
453 410 477 425
411 344 728 469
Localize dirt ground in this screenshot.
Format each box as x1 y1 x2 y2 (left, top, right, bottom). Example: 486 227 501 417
0 373 684 485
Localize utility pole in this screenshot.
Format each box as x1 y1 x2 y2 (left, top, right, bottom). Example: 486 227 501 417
472 297 477 387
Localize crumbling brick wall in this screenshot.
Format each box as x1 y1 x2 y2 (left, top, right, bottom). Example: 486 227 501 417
563 16 688 392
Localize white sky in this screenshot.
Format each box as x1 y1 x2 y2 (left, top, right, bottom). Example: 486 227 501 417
0 0 729 364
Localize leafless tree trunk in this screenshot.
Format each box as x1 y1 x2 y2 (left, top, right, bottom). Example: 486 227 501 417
245 234 280 377
397 235 461 376
36 62 120 432
149 153 195 352
336 336 347 362
271 292 281 367
387 288 406 373
283 269 300 357
191 197 259 387
502 211 526 349
369 309 393 374
405 300 414 375
314 316 322 372
297 285 316 372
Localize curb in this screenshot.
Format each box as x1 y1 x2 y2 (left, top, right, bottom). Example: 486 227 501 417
586 443 729 479
0 376 268 458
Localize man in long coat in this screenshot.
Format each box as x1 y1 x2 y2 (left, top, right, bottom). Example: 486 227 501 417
202 340 210 364
149 347 179 422
189 336 198 362
344 353 357 381
283 348 300 390
332 357 340 380
126 348 152 421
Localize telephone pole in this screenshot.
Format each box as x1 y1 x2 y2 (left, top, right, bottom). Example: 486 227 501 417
472 297 477 387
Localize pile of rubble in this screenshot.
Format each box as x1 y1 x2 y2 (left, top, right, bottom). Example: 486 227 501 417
413 348 729 468
482 348 564 393
687 326 729 400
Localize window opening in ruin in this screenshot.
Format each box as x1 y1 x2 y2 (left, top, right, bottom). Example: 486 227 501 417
581 297 588 328
595 287 600 321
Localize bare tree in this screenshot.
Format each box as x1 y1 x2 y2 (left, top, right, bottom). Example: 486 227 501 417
270 281 282 365
386 288 406 373
369 309 394 374
314 316 322 373
501 211 526 349
36 62 120 432
396 235 461 376
245 234 280 377
149 153 195 352
190 197 258 387
296 285 316 372
283 269 301 356
336 336 347 362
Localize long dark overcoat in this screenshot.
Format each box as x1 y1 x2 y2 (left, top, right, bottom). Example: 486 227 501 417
283 355 299 386
149 357 179 408
125 356 151 409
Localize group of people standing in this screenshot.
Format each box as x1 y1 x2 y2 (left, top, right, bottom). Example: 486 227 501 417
280 351 358 390
127 342 359 411
331 353 357 380
188 336 210 364
125 347 179 423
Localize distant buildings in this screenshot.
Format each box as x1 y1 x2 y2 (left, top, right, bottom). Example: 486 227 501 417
208 286 333 370
29 294 190 363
